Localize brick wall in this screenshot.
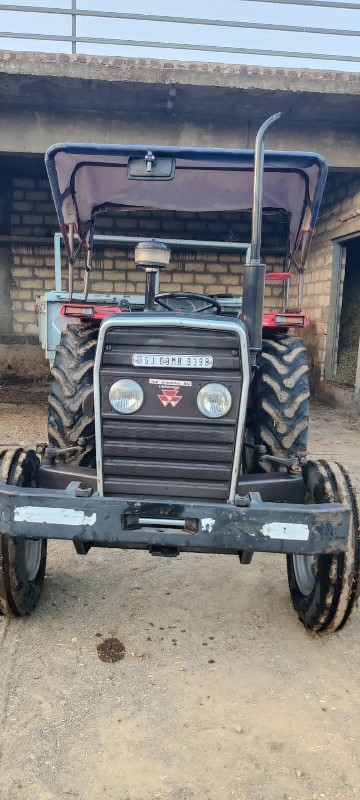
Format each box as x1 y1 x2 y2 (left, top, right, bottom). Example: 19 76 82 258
10 177 58 337
303 172 360 390
9 176 288 337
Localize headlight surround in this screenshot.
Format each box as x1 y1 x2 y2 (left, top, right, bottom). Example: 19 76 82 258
109 379 144 415
197 383 232 419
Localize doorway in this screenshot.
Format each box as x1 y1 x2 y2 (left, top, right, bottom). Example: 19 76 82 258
336 236 360 386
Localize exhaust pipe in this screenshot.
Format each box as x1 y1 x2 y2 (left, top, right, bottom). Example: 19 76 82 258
242 112 282 354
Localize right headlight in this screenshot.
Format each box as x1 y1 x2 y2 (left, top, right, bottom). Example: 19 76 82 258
109 378 144 414
197 383 232 419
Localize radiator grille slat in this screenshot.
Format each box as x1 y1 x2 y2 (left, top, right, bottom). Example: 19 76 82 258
103 476 229 500
103 439 233 463
102 420 235 444
105 330 238 349
103 457 231 481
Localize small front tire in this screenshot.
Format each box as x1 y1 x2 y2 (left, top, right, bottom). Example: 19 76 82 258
287 459 360 633
0 448 47 617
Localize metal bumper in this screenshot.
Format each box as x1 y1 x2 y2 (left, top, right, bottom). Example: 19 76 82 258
0 485 350 556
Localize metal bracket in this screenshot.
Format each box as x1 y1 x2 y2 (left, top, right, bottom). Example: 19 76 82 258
39 435 94 465
145 151 156 173
73 540 92 556
244 441 266 456
41 444 85 465
75 483 93 498
259 452 306 475
238 551 253 565
234 495 251 507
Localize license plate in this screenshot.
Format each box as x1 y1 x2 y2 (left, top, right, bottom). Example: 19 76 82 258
132 353 213 368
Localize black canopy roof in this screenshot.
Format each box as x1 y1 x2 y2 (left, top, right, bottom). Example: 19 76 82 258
45 142 327 256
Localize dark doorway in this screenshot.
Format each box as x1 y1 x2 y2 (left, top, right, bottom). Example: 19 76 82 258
336 236 360 386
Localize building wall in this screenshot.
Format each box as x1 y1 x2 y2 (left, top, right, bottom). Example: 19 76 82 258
302 172 360 393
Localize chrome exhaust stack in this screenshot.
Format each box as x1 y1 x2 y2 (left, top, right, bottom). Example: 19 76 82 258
242 112 282 355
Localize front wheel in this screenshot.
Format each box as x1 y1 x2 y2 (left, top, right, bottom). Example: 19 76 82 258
287 459 360 633
0 448 47 617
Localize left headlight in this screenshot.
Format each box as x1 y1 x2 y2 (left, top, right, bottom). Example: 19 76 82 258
197 383 232 419
109 379 144 414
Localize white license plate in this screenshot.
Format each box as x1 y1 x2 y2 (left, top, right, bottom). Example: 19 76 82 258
132 353 213 368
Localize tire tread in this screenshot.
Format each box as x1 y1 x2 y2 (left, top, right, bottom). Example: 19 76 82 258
257 335 310 468
48 322 97 466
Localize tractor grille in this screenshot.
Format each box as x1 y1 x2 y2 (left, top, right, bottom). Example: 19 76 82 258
99 325 242 501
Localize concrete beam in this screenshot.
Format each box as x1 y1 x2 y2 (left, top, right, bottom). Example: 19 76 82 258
0 108 358 170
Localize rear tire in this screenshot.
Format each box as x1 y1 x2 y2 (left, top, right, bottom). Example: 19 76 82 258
287 459 360 633
48 322 97 467
0 447 47 617
255 335 310 471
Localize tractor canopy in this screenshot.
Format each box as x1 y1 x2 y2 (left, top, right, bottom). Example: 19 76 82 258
45 142 327 267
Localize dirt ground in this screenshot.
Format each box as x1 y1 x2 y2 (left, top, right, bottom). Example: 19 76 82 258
1 391 360 800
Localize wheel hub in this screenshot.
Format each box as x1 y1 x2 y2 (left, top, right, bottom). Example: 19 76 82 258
24 539 42 582
293 553 318 596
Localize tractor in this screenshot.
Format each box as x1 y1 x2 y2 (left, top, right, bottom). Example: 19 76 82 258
0 113 359 633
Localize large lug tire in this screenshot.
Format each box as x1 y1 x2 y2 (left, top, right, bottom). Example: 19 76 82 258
287 459 360 633
48 322 97 467
255 335 310 471
0 447 47 617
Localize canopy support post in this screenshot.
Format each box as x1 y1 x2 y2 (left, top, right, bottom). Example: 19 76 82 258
84 248 92 301
61 223 76 301
68 224 75 300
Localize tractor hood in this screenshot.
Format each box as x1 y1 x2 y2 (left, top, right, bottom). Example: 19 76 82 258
45 142 327 261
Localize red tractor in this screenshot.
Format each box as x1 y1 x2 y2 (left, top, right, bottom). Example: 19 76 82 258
1 113 358 633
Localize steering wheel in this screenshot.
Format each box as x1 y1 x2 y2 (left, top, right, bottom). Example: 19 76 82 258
155 291 222 314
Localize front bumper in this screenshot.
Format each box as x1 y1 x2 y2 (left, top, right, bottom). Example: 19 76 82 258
0 485 350 556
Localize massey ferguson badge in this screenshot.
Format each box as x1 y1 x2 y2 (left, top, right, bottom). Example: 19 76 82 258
158 388 182 407
148 378 192 407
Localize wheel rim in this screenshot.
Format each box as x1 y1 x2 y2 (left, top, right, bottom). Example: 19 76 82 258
24 539 42 582
293 554 318 596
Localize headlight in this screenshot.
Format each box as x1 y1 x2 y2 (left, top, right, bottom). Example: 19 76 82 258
197 383 232 419
109 379 144 414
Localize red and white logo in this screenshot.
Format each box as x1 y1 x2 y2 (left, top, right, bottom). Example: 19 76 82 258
158 388 183 408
